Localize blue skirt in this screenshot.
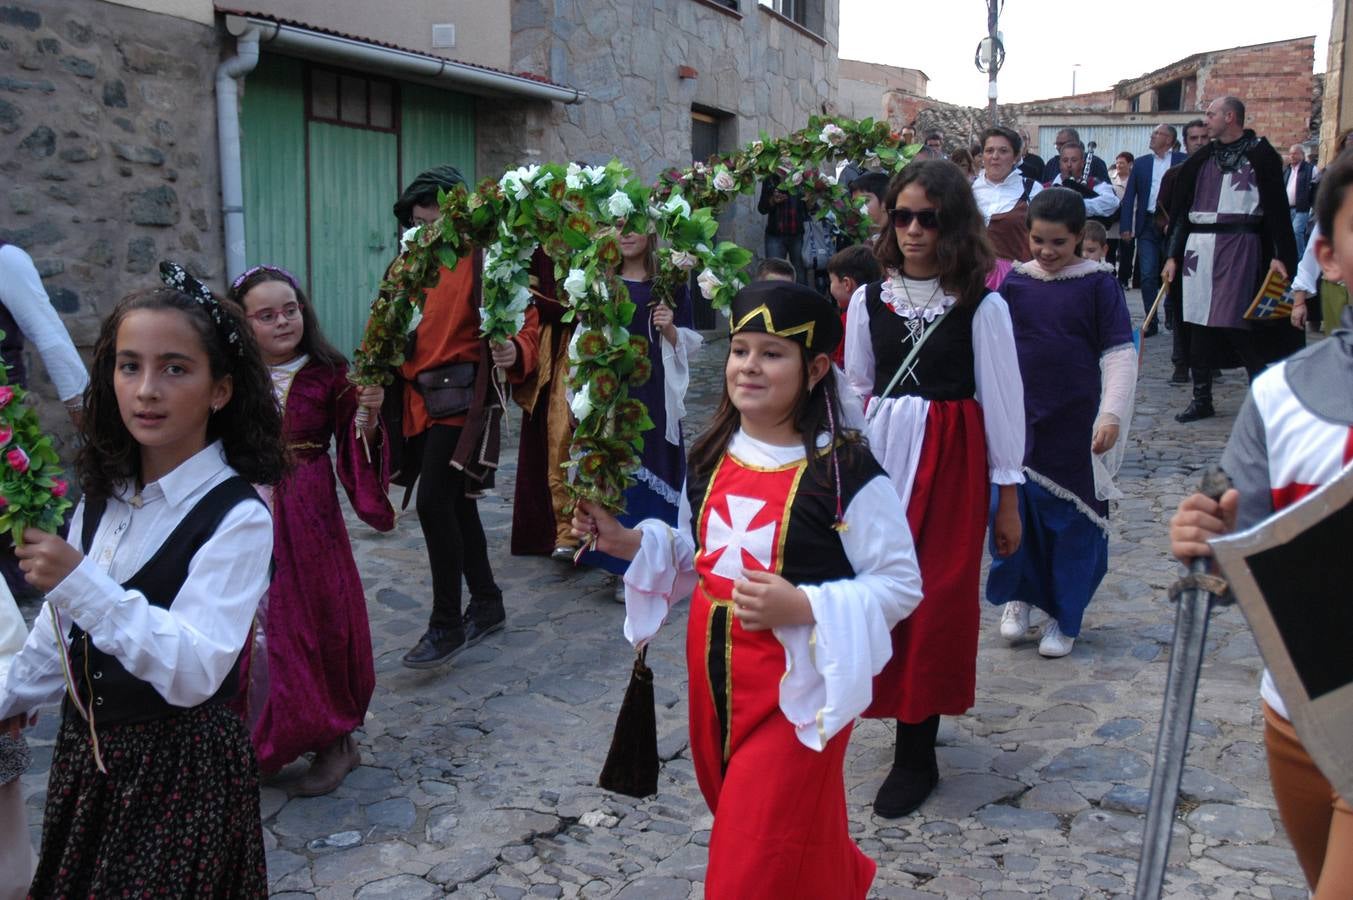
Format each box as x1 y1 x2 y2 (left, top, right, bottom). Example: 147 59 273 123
985 480 1108 637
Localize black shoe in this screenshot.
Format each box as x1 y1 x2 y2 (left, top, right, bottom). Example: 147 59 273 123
1169 365 1190 384
402 627 467 669
1175 399 1215 423
1142 325 1159 338
462 610 505 648
873 762 939 819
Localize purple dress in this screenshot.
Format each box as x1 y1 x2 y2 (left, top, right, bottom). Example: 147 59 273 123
249 361 395 772
583 280 693 574
986 265 1133 637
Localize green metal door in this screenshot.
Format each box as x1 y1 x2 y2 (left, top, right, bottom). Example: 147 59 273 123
306 122 399 358
400 83 476 186
240 55 477 361
240 55 309 289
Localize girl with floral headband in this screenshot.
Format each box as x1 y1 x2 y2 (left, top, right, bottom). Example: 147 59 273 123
574 280 922 898
0 267 285 894
229 264 393 796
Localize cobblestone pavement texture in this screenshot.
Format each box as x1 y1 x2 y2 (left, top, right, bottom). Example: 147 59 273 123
18 318 1315 898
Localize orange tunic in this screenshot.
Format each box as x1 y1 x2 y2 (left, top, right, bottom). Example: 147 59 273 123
398 260 540 437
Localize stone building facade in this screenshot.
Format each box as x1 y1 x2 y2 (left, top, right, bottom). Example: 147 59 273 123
1 0 222 449
484 0 841 268
2 0 839 439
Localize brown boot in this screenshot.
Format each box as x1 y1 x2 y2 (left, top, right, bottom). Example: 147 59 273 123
294 733 360 797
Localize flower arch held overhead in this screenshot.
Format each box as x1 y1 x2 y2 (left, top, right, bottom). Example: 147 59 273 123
353 116 906 511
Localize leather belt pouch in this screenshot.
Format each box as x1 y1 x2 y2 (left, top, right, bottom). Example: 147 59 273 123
414 362 476 419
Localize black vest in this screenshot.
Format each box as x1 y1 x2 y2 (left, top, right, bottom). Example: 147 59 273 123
0 241 27 385
67 477 264 727
685 441 884 587
866 281 978 401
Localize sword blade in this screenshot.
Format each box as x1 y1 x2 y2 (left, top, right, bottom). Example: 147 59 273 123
1135 571 1213 899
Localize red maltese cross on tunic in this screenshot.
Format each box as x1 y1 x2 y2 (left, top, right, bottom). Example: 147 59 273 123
705 495 777 581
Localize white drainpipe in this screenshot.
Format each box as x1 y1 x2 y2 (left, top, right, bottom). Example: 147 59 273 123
216 24 261 284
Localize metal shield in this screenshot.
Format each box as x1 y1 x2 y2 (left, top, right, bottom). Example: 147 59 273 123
1210 460 1353 803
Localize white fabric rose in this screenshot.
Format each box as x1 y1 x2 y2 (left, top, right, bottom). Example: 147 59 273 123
669 249 698 270
712 169 736 192
696 268 723 300
400 225 422 253
606 190 635 219
563 268 589 302
584 165 607 185
570 383 594 420
662 195 692 218
819 123 847 146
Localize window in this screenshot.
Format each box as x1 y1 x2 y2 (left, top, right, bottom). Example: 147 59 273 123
307 67 397 132
759 0 822 32
709 0 738 8
690 105 736 328
1156 79 1183 113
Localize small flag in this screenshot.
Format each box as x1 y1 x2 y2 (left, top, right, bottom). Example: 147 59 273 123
1244 271 1294 321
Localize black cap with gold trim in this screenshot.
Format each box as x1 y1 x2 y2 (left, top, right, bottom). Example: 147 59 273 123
729 280 843 356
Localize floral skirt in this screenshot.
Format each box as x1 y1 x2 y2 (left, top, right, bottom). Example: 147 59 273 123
32 702 267 898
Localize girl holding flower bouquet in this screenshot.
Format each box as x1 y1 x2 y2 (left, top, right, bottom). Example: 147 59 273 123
579 229 701 596
0 274 286 895
229 265 394 796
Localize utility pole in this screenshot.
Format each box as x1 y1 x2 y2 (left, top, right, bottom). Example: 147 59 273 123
987 0 999 126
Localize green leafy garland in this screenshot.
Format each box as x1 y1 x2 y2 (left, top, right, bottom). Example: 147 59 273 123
0 333 73 544
353 116 904 511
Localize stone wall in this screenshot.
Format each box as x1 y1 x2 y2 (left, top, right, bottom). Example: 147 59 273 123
1 0 222 450
482 0 840 265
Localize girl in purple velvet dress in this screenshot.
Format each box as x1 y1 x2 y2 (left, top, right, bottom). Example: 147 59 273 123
232 266 395 795
986 188 1137 658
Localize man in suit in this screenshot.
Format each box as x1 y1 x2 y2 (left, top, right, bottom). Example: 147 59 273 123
1040 127 1110 183
1282 144 1315 249
1017 127 1044 181
1120 124 1188 336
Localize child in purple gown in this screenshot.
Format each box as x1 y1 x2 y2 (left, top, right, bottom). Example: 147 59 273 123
232 266 394 795
987 188 1137 658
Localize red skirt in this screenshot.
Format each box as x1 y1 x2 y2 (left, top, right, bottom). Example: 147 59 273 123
687 587 875 900
865 398 989 723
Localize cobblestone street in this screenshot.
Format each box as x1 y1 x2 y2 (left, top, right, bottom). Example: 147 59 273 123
18 321 1312 899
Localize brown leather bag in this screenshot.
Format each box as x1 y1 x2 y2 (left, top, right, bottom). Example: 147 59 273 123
412 362 476 419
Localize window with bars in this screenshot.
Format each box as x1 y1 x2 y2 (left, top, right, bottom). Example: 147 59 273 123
307 67 397 132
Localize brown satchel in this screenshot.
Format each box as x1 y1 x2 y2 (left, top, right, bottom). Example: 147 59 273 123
412 362 476 420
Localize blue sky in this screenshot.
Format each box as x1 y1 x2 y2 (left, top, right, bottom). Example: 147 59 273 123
839 0 1333 106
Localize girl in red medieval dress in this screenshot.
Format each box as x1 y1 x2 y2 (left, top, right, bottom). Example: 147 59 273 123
844 160 1027 818
231 266 395 796
574 280 923 899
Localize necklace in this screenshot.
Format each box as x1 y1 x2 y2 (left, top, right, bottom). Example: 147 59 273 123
897 273 942 343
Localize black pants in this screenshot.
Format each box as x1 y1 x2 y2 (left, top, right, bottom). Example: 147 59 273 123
415 424 502 631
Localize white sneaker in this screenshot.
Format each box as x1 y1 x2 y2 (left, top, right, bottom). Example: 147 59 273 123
1039 620 1075 658
998 602 1030 641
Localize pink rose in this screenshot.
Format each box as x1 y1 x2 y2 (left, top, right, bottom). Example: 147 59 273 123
52 479 68 499
6 447 29 474
0 494 7 508
0 386 13 409
0 425 11 446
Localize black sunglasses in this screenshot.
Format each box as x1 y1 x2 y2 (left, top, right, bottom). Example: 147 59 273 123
889 207 940 230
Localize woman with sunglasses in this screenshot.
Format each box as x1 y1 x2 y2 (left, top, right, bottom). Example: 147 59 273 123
229 265 395 795
844 160 1026 819
973 126 1043 262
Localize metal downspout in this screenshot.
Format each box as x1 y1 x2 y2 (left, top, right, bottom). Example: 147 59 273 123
216 24 262 284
